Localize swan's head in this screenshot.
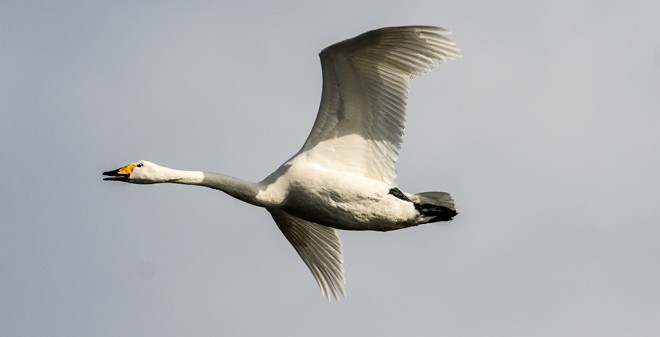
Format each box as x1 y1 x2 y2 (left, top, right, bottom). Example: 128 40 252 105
103 160 165 184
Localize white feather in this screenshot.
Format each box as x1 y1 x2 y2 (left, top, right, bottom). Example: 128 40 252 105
299 26 461 185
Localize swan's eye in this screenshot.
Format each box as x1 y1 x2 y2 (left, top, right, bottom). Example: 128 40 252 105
137 163 143 168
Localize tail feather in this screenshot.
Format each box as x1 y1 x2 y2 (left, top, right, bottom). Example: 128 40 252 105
412 192 457 223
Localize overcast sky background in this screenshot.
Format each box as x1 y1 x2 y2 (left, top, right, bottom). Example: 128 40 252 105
2 0 660 336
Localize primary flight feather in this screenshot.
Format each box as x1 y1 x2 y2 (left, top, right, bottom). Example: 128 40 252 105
103 25 460 301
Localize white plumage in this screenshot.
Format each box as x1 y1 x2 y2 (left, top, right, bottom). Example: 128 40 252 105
104 26 461 300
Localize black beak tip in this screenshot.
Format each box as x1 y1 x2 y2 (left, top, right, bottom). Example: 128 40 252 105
102 169 120 176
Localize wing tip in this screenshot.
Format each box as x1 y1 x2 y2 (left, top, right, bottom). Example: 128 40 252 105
321 25 461 72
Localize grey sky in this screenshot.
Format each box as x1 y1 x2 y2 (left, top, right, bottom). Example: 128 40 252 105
2 0 660 336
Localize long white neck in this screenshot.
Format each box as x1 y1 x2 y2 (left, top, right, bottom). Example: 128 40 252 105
156 167 268 207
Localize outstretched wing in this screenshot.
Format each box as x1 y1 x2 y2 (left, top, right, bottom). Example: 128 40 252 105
298 26 460 185
268 209 345 301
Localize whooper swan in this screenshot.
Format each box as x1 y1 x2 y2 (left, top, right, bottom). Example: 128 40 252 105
103 26 460 301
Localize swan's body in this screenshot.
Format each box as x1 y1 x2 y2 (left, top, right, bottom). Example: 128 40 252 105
104 26 460 300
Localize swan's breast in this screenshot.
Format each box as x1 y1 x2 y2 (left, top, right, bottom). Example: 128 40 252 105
276 161 419 231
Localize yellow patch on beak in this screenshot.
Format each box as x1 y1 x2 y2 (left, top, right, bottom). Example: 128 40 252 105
117 164 136 175
103 163 138 182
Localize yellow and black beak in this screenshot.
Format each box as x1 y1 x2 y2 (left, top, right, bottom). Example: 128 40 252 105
102 164 136 182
